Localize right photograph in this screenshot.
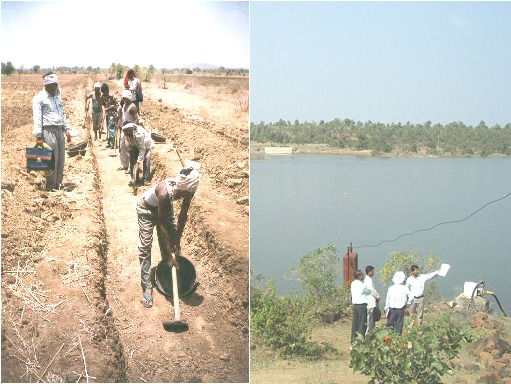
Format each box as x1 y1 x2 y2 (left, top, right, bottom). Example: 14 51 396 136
249 2 511 384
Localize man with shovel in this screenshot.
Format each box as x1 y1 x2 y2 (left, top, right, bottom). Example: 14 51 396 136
136 151 200 308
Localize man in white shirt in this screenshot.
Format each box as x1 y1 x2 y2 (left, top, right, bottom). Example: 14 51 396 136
385 271 411 334
32 72 71 191
406 265 439 325
364 265 380 333
351 270 371 342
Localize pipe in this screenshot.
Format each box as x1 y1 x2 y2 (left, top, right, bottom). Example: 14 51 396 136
484 291 508 317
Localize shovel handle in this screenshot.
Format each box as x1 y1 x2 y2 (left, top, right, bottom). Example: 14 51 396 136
175 148 187 168
172 264 180 321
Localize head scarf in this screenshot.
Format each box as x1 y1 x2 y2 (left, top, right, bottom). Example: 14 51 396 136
43 73 59 85
176 170 200 192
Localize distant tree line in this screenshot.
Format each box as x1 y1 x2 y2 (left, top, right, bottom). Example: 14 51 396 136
2 61 248 78
251 118 511 157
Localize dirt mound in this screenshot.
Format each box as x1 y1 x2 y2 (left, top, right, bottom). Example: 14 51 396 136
1 73 249 383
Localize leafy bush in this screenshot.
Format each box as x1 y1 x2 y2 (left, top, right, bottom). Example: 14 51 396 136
379 250 442 300
350 313 472 383
291 244 349 317
250 279 337 359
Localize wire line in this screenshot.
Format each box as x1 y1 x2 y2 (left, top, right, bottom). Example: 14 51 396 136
355 191 511 249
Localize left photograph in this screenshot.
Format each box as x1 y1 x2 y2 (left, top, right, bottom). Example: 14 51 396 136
1 2 249 383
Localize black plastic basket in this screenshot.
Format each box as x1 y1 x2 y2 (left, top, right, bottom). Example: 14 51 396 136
154 255 197 298
151 132 166 143
67 142 87 157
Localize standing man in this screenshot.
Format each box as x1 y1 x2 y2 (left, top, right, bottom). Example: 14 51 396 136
136 153 200 308
351 270 371 342
122 122 154 186
85 82 103 141
364 265 380 333
100 83 118 149
117 89 140 172
32 72 71 191
384 271 411 334
406 265 439 325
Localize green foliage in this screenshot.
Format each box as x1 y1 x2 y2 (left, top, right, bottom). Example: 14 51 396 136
292 244 349 315
1 61 15 75
250 119 511 157
379 250 440 286
250 279 338 359
32 65 40 73
108 63 127 80
350 313 472 383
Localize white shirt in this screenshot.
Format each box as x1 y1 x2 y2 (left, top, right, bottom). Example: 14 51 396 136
32 89 69 137
406 271 438 298
128 77 141 101
385 283 411 310
364 275 380 309
125 125 154 162
351 279 370 305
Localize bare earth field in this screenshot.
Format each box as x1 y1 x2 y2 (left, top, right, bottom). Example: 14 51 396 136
1 73 249 383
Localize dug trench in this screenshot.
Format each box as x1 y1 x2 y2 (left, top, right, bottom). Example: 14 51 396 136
1 73 249 383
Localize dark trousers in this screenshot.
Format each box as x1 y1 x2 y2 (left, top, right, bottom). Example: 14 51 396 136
351 303 367 342
386 307 405 334
129 148 151 183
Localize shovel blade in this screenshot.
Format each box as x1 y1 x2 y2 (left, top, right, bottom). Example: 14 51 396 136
162 320 189 333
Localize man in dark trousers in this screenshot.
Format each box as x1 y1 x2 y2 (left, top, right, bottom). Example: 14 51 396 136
350 270 371 342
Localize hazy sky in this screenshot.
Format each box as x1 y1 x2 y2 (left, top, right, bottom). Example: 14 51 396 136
1 1 249 69
250 1 511 127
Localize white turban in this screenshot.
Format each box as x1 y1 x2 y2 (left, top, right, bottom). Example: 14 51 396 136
43 74 59 85
175 169 200 192
122 89 132 99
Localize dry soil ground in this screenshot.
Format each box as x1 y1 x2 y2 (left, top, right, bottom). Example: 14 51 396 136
1 73 249 383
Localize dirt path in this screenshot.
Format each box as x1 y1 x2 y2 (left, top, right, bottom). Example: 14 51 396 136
1 73 249 382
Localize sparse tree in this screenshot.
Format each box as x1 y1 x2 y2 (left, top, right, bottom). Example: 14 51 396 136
2 61 15 75
33 65 40 73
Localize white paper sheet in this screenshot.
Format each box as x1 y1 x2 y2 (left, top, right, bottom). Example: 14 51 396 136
438 263 451 277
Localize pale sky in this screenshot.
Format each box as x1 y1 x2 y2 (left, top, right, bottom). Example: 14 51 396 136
1 1 249 70
250 2 511 127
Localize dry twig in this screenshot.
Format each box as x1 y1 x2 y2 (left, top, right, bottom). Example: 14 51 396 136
37 343 64 383
77 333 89 384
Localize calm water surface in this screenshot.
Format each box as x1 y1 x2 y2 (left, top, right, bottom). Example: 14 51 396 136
250 155 511 315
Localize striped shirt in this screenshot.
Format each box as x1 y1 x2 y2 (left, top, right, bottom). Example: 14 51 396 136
32 89 69 137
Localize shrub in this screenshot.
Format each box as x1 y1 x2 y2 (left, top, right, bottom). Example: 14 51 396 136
291 244 349 317
379 250 442 300
350 313 471 383
250 279 337 359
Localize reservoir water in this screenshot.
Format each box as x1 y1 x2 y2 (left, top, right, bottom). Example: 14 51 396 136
250 155 511 315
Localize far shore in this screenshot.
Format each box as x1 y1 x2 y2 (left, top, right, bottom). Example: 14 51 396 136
250 142 510 158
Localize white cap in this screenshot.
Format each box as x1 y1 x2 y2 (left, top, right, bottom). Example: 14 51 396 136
122 89 132 99
392 271 406 284
94 82 101 88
